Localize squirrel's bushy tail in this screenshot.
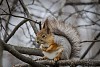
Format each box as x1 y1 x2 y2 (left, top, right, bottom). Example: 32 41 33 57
45 16 81 59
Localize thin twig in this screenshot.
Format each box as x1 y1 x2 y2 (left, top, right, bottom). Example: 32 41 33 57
64 10 82 22
37 0 56 17
0 0 3 5
4 44 43 56
85 13 100 26
4 0 19 40
0 8 8 14
1 23 9 37
80 32 100 59
25 23 33 41
80 40 100 43
0 13 40 24
6 21 30 38
5 0 11 14
5 19 29 43
18 0 38 34
90 49 100 59
83 10 100 16
64 2 100 6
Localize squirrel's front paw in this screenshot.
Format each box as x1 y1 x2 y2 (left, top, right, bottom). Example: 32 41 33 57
38 56 48 60
46 48 50 52
41 47 47 51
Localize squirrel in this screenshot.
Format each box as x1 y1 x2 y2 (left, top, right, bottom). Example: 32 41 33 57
36 16 81 61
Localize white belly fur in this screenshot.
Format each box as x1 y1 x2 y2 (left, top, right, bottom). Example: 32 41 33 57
42 48 63 59
43 51 58 59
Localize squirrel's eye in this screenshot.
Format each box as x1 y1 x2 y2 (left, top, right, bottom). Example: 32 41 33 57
42 35 46 38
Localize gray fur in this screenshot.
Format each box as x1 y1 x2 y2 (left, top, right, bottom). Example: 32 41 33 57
53 35 71 59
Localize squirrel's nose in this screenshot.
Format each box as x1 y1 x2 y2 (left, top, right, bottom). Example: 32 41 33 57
35 38 39 43
37 41 39 43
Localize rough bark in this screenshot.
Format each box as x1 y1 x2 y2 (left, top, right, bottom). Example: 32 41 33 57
4 44 44 56
0 40 3 67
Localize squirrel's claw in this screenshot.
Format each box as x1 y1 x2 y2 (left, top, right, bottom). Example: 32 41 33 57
54 56 60 61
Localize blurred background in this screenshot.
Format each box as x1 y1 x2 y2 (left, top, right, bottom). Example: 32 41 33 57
0 0 100 67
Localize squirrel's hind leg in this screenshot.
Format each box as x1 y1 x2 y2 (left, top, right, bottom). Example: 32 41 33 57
54 47 63 61
54 52 62 61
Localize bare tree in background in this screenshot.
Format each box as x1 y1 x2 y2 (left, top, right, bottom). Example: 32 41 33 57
0 0 100 67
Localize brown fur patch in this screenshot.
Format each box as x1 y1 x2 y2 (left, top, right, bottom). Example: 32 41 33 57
46 43 59 52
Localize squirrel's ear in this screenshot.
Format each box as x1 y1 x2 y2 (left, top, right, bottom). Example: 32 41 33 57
46 26 51 34
43 18 48 28
43 18 51 34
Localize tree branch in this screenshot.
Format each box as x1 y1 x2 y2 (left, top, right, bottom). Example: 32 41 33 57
0 43 3 67
0 13 40 24
3 18 43 55
36 60 100 66
83 10 100 16
0 39 46 67
5 19 29 43
65 2 100 6
13 64 30 67
14 59 100 66
18 0 38 34
90 49 100 59
0 35 3 67
5 0 11 14
80 32 100 59
4 0 19 40
0 0 3 5
80 40 100 43
5 44 44 56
